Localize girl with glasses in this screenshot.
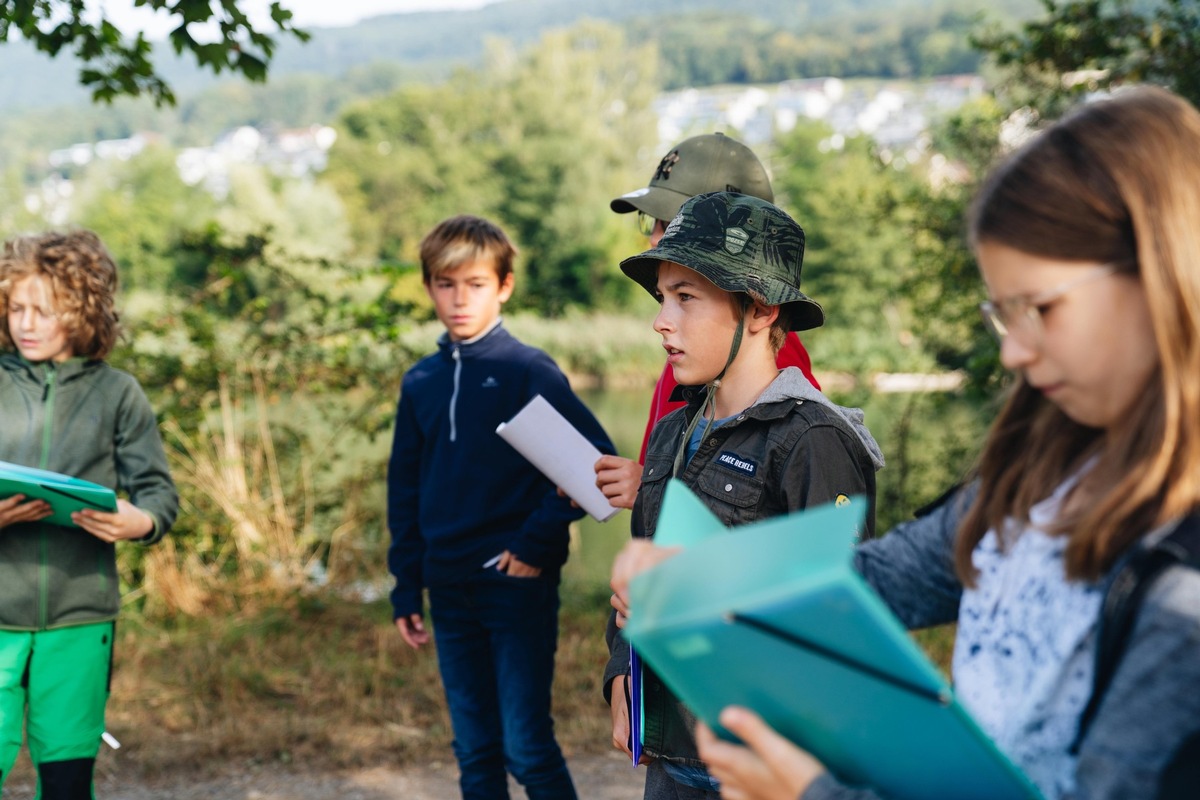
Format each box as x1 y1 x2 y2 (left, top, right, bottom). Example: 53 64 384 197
615 85 1200 799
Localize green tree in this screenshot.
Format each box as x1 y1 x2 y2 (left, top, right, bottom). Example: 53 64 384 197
899 95 1008 394
901 0 1200 394
974 0 1200 112
0 167 46 232
0 0 309 106
772 121 931 378
71 143 216 292
326 21 659 314
217 165 353 261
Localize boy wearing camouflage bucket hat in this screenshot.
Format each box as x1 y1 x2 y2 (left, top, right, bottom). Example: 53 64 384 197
595 133 821 514
602 191 884 799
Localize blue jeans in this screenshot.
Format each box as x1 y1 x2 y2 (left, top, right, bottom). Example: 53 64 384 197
429 570 576 800
645 760 721 800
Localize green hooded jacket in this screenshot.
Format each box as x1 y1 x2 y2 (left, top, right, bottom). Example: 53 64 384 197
0 352 178 631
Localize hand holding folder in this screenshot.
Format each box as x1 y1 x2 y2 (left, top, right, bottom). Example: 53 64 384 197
0 460 117 528
623 481 1043 800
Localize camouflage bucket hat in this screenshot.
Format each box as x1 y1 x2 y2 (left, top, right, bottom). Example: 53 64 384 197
610 133 774 222
620 192 825 332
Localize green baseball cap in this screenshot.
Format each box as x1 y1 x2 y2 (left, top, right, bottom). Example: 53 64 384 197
620 192 824 332
610 133 774 222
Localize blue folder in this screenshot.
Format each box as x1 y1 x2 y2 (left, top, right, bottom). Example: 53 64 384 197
0 460 117 528
624 480 1043 800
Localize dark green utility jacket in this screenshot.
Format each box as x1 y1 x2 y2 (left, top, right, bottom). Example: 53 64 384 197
0 352 178 631
604 367 883 768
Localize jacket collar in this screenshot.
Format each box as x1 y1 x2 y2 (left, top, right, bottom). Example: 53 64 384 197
673 367 886 470
436 318 507 360
1 351 98 385
672 367 814 418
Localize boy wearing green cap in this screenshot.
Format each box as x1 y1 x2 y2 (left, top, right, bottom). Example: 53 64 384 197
603 191 883 799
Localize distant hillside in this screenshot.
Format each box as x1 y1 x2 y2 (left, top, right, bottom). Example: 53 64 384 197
0 0 1039 114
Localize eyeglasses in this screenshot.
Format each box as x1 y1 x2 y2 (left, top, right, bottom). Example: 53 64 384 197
636 211 666 238
978 263 1120 347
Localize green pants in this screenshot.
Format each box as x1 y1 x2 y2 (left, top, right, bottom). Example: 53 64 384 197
0 623 113 798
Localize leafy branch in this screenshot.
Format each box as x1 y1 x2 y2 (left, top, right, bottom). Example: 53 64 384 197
0 0 309 105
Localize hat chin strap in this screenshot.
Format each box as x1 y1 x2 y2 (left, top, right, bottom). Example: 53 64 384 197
672 300 748 477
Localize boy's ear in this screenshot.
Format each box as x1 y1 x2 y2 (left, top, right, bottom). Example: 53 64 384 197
498 271 516 303
746 300 780 334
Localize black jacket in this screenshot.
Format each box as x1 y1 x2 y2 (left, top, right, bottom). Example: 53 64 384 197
605 367 882 766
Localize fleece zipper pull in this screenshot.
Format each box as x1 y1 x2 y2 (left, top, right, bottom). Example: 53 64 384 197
449 344 462 442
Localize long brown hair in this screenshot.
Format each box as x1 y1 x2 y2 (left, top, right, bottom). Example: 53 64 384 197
958 86 1200 584
0 230 121 361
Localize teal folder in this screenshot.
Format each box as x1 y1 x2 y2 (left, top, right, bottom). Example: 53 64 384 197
624 480 1043 800
0 460 117 528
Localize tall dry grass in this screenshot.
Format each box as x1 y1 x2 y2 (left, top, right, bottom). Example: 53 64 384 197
100 368 618 776
144 371 346 616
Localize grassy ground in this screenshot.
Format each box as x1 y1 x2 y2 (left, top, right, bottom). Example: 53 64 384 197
9 580 956 783
92 583 618 779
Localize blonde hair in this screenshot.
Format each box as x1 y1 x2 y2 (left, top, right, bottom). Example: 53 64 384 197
0 230 121 360
958 86 1200 583
419 215 517 284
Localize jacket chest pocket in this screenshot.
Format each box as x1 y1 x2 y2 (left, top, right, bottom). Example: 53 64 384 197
694 467 765 526
636 455 674 538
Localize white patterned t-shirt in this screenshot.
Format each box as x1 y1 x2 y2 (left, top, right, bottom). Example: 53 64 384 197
952 478 1103 799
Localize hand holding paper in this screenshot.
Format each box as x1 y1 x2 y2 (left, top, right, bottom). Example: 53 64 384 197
594 454 642 510
0 493 52 529
496 395 620 522
72 499 155 543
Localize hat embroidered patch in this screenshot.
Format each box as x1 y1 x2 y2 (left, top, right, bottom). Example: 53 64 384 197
724 227 749 255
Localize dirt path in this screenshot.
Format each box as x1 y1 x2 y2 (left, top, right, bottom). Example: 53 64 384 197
6 752 646 799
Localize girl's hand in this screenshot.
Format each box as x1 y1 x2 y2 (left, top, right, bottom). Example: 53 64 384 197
0 494 52 529
697 707 826 800
72 499 154 543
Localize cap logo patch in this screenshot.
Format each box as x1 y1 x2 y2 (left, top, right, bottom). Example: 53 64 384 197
724 226 749 255
654 150 681 181
835 494 851 507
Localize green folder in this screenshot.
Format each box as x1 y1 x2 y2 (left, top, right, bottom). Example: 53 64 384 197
0 460 117 528
624 480 1043 800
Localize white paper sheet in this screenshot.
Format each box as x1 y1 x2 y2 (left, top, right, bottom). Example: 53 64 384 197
496 394 620 522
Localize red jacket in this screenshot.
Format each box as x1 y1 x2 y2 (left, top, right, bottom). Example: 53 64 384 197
637 332 819 463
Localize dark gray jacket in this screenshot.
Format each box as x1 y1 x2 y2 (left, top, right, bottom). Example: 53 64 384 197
605 368 883 766
805 485 1200 800
0 353 178 630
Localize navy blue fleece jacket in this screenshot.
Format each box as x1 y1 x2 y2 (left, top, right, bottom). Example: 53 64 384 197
387 322 615 620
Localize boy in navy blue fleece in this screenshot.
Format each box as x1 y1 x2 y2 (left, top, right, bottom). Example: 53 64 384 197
387 214 614 800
